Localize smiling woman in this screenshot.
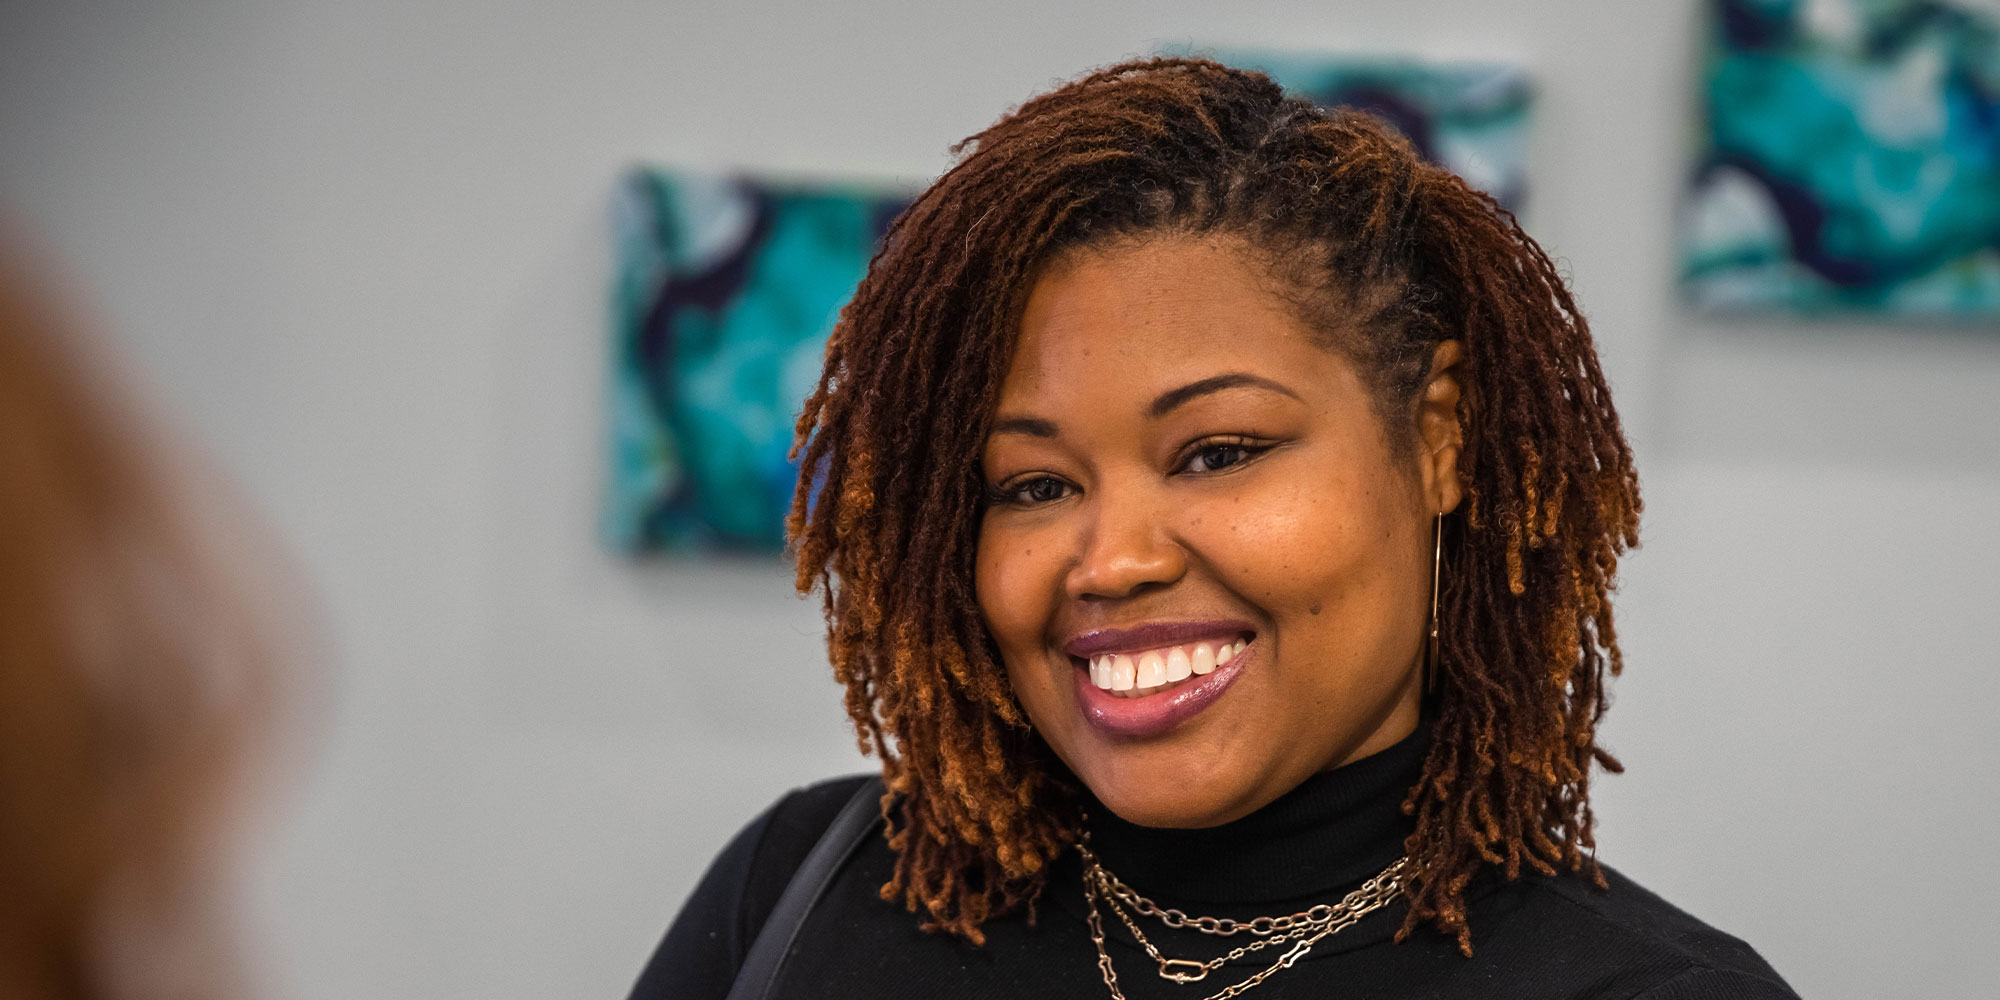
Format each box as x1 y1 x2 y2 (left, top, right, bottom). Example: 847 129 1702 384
629 58 1800 999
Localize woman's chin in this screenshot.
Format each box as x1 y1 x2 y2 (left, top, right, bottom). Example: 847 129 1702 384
1083 769 1264 830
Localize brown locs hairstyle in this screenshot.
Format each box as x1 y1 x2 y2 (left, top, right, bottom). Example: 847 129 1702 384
787 57 1641 953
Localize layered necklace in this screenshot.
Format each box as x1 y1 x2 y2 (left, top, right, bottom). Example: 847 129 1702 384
1077 827 1407 1000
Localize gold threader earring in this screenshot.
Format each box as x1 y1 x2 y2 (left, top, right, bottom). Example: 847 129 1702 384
1425 511 1442 695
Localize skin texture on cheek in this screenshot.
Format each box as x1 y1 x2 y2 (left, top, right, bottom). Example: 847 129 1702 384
974 237 1457 830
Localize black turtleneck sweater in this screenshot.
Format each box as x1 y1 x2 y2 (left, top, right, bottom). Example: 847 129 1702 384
630 732 1798 999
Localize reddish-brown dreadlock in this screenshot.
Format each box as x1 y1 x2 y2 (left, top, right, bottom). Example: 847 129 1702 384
786 57 1641 955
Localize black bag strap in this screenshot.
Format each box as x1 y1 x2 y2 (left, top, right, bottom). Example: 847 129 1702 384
725 776 885 1000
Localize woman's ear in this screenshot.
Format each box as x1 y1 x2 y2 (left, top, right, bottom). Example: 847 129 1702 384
1417 339 1467 515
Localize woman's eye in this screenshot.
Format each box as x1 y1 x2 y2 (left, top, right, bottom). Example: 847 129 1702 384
996 476 1073 506
1183 442 1253 474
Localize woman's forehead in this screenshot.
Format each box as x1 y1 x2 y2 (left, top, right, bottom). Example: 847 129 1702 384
1003 237 1330 397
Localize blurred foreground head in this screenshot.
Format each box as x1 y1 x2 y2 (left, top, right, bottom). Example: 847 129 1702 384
0 238 303 1000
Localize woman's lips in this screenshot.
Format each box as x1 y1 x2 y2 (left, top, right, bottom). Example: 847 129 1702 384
1072 636 1255 739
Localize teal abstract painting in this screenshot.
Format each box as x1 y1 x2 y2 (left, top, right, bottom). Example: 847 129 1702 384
1217 50 1534 210
1683 0 2000 315
607 169 908 553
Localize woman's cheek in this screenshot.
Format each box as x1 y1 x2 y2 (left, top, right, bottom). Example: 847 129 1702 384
1194 478 1334 577
1191 473 1386 647
975 520 1060 667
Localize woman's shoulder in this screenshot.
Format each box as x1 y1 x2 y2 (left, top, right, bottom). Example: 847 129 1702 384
627 774 876 1000
1468 862 1799 999
734 774 879 922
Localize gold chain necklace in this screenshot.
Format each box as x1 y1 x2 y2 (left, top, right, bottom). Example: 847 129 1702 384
1078 830 1407 1000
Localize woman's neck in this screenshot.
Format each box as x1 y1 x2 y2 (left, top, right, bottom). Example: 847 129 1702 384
1081 725 1427 906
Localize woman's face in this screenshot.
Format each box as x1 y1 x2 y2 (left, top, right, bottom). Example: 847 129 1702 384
975 236 1463 829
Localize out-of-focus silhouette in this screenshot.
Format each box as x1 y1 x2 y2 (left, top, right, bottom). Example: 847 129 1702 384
0 235 304 1000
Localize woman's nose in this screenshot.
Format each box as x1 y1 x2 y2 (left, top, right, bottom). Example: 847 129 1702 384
1064 494 1186 601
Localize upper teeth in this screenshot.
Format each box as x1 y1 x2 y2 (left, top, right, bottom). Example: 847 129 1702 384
1088 639 1246 693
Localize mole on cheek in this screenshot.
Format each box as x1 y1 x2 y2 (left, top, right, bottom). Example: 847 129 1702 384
1309 601 1322 615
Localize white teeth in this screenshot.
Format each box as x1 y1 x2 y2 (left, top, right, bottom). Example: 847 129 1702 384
1191 642 1216 675
1136 651 1166 689
1087 638 1249 693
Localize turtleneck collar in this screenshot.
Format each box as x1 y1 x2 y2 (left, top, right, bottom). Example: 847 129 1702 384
1077 725 1426 907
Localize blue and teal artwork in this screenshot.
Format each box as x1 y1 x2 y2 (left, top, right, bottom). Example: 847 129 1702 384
1684 0 2000 315
606 169 908 553
1217 50 1534 210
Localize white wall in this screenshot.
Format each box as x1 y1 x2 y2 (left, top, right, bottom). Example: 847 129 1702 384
2 2 1995 998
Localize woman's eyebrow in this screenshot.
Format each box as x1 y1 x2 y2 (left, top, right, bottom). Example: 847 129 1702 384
989 415 1059 437
1149 372 1302 418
